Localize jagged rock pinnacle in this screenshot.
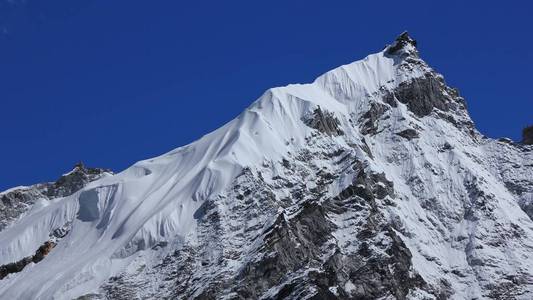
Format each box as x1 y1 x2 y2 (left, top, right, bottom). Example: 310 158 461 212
396 31 417 47
74 161 85 170
385 31 418 56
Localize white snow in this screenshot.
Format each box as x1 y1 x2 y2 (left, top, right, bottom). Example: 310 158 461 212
0 40 532 299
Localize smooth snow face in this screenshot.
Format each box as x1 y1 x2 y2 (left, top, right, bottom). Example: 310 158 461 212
1 36 532 299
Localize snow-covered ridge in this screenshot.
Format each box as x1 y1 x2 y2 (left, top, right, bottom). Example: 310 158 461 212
1 32 532 299
0 163 111 232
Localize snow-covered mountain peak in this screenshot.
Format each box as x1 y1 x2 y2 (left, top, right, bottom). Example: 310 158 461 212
1 35 532 300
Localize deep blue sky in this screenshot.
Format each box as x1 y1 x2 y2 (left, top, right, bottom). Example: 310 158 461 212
0 1 531 190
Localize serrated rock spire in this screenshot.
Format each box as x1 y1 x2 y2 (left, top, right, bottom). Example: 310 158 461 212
386 31 418 56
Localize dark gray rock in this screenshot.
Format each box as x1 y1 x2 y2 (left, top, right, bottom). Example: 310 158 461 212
499 137 514 143
233 202 336 299
359 138 374 159
0 163 110 231
304 106 344 136
336 168 395 202
505 180 532 196
0 257 32 280
384 75 451 118
47 162 111 198
523 125 533 145
440 142 453 152
319 168 427 300
0 240 56 280
360 102 389 135
396 128 419 140
385 31 417 57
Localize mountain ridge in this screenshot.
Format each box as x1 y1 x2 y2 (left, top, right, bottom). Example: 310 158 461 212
1 32 532 299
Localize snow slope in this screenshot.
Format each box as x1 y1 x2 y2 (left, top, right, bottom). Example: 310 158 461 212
1 33 532 299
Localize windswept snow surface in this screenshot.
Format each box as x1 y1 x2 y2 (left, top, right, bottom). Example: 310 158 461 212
1 34 532 299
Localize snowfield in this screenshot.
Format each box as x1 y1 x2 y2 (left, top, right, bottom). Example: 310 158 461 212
1 33 532 299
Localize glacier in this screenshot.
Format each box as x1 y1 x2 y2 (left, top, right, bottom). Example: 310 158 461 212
0 32 532 299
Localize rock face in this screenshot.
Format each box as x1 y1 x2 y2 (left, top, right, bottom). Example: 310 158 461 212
0 163 111 231
304 106 344 136
0 240 57 280
360 102 389 135
1 33 533 300
385 31 417 57
386 75 451 117
396 128 419 140
523 125 533 145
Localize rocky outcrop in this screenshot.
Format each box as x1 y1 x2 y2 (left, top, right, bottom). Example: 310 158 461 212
360 102 389 135
0 241 56 280
304 106 344 136
233 202 337 299
385 31 417 57
0 162 111 231
523 125 533 145
47 162 111 198
396 128 419 140
384 75 451 118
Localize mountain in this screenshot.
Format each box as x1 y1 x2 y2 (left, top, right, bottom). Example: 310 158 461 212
0 163 111 232
1 32 532 300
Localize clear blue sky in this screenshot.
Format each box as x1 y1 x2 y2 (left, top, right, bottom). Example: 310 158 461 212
1 1 531 190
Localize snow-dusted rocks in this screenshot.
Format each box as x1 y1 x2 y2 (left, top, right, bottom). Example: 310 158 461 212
0 162 111 232
1 32 532 299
